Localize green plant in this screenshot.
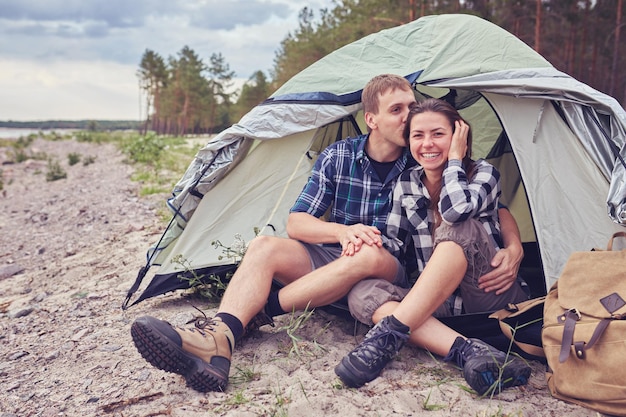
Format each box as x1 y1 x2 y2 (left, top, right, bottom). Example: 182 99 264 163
230 364 261 385
82 155 96 166
120 132 167 165
119 134 199 198
171 234 254 300
331 378 345 390
12 148 28 163
224 389 249 406
45 159 67 181
421 389 447 411
71 291 88 299
276 305 318 359
212 233 249 262
270 383 290 417
171 254 229 302
42 130 66 141
75 130 120 144
68 152 81 166
14 135 34 149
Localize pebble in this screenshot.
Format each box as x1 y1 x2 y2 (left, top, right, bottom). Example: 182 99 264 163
71 328 90 342
45 350 60 360
137 369 151 381
8 351 29 361
8 307 34 319
0 264 24 280
99 344 123 352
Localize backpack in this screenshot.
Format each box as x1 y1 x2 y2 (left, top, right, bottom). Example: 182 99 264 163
541 232 626 416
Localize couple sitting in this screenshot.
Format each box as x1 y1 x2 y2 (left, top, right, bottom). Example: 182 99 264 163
131 74 530 397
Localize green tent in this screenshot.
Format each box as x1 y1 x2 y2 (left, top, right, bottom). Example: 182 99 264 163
124 13 626 309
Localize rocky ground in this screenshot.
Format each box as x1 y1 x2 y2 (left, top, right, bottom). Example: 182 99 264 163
0 137 602 417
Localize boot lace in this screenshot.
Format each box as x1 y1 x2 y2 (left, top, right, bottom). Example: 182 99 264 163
186 306 219 332
350 321 408 366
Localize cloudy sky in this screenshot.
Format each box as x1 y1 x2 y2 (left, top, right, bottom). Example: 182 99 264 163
0 0 334 121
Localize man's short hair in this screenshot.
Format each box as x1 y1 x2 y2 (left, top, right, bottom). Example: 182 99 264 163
362 74 412 114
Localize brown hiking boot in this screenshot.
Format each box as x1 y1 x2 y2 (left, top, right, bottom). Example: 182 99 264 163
131 315 234 392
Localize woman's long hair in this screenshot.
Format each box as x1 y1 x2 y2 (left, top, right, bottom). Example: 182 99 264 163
403 98 476 233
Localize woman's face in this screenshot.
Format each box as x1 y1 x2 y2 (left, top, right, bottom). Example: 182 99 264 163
408 111 453 173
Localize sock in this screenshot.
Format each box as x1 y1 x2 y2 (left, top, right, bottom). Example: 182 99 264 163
215 312 244 344
265 290 287 318
388 315 410 333
443 336 467 367
451 336 466 351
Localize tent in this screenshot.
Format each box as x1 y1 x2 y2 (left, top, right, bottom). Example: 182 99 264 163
123 13 626 310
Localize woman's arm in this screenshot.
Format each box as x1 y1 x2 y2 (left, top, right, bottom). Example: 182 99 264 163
439 159 500 224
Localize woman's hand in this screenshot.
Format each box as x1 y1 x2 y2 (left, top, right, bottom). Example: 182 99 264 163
448 119 469 161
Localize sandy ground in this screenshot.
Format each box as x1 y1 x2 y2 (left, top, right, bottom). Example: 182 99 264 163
0 136 604 417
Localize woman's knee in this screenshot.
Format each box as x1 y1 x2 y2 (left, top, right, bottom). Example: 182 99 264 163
348 279 408 325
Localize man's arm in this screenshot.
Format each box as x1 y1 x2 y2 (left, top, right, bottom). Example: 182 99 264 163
286 212 383 256
478 208 524 295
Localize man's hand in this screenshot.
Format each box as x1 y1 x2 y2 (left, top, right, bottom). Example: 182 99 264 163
340 224 382 256
478 245 523 294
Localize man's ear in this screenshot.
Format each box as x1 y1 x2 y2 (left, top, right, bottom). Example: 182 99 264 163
364 111 377 131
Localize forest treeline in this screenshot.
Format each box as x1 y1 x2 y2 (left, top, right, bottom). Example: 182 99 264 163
139 0 626 136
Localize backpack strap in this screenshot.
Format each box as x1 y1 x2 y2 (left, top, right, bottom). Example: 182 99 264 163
489 297 545 358
495 317 545 358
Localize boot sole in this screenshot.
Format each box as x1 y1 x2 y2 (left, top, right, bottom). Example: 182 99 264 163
131 318 229 392
464 357 531 396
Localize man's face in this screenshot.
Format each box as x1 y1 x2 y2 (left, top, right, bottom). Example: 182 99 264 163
366 87 416 148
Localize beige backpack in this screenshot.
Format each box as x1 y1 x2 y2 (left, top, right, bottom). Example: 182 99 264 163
542 232 626 416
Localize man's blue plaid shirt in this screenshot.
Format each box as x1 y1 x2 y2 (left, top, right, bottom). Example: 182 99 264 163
290 134 410 232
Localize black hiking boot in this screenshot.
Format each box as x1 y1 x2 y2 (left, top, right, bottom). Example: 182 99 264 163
444 337 531 396
334 316 410 388
244 310 275 336
131 315 234 392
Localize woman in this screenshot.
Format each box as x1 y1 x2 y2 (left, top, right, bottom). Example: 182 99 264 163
382 98 528 316
335 98 530 396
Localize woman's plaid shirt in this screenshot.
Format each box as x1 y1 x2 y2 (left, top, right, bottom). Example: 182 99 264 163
382 158 502 276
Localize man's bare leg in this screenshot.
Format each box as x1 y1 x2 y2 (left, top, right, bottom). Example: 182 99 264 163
276 242 400 314
130 234 313 392
217 235 313 326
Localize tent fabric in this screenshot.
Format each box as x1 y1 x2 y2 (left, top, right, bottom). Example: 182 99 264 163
124 13 626 310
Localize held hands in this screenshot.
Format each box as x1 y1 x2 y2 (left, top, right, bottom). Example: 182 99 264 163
478 245 524 295
448 119 469 161
340 223 383 256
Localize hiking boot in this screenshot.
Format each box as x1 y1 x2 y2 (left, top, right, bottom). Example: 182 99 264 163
334 316 410 388
244 310 275 335
444 337 531 396
130 315 234 392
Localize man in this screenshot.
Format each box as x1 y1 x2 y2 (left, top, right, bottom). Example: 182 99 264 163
130 74 526 394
